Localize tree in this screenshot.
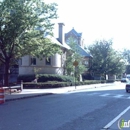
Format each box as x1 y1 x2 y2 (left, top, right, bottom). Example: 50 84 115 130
65 37 86 81
0 0 61 86
87 39 125 78
122 49 130 64
126 65 130 74
122 49 130 74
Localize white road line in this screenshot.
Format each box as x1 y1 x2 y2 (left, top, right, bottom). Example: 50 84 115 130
103 106 130 129
127 96 130 99
100 93 110 97
87 92 99 95
113 94 124 98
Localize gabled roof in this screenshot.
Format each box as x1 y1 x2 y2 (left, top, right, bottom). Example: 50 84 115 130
46 36 71 50
65 28 82 37
75 44 93 58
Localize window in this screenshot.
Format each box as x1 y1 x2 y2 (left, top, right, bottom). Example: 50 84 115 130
19 58 22 66
84 61 88 65
45 57 51 65
31 57 36 65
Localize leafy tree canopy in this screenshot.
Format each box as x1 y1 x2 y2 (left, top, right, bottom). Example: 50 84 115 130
122 49 130 64
87 39 125 76
0 0 61 85
65 37 86 80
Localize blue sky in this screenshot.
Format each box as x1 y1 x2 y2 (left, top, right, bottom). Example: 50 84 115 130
45 0 130 50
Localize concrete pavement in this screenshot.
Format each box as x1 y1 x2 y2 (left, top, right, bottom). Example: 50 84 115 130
4 82 118 102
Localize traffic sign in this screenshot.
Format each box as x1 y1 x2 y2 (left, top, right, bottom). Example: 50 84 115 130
73 60 78 66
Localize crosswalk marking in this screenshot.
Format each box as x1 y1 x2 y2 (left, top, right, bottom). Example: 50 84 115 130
113 95 124 98
100 94 110 97
87 92 100 95
127 96 130 99
87 92 130 99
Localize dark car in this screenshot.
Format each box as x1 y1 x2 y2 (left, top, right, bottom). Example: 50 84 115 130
126 82 130 93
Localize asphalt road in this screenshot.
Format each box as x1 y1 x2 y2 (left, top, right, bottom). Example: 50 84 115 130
0 83 130 130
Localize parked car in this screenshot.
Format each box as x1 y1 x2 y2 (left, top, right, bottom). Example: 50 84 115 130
121 78 129 83
126 82 130 93
126 74 130 80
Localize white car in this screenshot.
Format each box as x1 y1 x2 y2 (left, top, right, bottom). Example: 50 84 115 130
121 78 129 83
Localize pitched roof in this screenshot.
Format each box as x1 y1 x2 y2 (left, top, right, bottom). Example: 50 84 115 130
76 44 93 58
65 28 82 37
46 36 71 50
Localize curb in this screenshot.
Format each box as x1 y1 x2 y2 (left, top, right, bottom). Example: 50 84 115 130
5 93 53 102
5 83 116 102
67 84 113 92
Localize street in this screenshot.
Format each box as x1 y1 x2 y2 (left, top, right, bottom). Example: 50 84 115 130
0 83 130 130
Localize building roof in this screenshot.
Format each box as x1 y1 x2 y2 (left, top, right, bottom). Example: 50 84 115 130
46 36 71 50
65 28 92 58
76 44 93 58
65 28 82 37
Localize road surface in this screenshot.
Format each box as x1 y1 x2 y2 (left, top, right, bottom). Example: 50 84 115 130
0 82 130 130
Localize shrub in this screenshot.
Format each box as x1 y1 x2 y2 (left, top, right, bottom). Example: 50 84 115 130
18 74 74 83
21 79 115 89
38 74 74 82
23 82 72 89
106 79 115 83
84 80 101 84
17 75 35 83
101 80 106 83
82 73 94 80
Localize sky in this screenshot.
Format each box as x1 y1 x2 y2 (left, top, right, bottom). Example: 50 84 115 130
45 0 130 50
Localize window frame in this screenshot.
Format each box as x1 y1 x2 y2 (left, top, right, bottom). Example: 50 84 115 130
31 57 36 65
45 57 51 65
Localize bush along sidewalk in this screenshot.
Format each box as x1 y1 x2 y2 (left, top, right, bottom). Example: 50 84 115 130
22 80 115 89
17 74 74 83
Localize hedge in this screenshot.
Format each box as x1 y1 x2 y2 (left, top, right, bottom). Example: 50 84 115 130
17 75 36 82
17 74 74 83
23 82 72 89
22 80 106 89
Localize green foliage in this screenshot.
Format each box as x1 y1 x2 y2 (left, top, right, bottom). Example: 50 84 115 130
106 79 115 83
126 65 130 74
65 37 86 79
22 80 103 89
23 82 72 89
83 80 101 84
122 49 130 64
38 74 74 82
17 75 36 82
0 0 60 85
122 49 130 74
18 74 74 82
0 0 60 61
88 39 125 76
82 73 94 80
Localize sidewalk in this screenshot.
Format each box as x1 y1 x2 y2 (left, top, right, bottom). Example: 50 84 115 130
4 82 117 102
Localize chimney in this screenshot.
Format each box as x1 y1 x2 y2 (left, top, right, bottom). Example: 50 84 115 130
58 23 65 44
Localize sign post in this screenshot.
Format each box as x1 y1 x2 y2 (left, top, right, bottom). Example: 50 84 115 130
73 61 78 89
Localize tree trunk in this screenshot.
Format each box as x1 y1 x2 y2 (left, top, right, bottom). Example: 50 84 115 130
4 60 10 86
